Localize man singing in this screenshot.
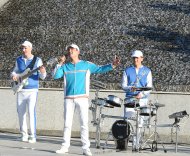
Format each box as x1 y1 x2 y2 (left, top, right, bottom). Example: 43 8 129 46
53 44 120 155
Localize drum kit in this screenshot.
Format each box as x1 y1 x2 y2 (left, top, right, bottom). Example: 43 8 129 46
90 81 167 152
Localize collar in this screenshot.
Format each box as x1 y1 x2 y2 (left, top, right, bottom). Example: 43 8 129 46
21 55 34 60
132 65 144 69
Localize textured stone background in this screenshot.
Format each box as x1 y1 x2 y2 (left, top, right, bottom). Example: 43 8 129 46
0 0 190 91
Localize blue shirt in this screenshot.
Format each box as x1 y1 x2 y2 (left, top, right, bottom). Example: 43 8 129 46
53 60 113 98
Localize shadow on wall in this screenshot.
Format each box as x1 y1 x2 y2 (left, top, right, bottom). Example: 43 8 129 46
147 2 190 55
126 24 190 56
148 2 190 15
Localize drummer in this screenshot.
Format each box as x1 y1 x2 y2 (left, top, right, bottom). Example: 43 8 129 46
121 50 152 150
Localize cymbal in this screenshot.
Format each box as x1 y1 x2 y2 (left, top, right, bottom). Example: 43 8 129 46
135 87 152 91
153 103 165 107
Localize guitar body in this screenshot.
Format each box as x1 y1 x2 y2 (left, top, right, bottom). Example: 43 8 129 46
11 68 31 94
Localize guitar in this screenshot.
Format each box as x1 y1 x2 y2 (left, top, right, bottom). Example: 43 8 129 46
11 57 58 94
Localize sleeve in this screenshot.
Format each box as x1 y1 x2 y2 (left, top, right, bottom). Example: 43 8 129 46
11 61 19 77
88 62 113 74
121 70 133 92
37 58 47 80
52 64 64 79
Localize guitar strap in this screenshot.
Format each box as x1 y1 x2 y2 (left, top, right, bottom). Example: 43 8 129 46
26 56 37 70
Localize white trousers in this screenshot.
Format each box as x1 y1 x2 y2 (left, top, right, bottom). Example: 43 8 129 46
62 98 90 150
124 98 149 149
17 91 38 138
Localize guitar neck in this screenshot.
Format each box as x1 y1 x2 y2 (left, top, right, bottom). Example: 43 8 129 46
18 57 57 80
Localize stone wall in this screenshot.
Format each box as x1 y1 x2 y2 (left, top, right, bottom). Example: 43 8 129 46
0 0 9 8
0 0 190 91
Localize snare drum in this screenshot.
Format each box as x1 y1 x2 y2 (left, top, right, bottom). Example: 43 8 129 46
112 120 131 140
124 97 139 108
140 106 157 116
140 107 151 116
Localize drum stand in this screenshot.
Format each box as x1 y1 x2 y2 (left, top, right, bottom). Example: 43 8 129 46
171 122 180 153
89 88 101 148
95 105 104 148
91 88 104 148
132 98 149 152
133 107 140 152
141 107 167 153
103 127 114 149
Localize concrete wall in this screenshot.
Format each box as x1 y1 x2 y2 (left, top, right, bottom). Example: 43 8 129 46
0 87 190 143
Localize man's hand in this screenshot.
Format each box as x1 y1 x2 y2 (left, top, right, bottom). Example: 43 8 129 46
136 93 143 99
12 75 18 81
112 55 120 68
131 86 136 92
58 55 66 65
39 66 46 74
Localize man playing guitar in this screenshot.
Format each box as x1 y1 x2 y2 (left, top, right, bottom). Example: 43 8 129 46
11 40 46 143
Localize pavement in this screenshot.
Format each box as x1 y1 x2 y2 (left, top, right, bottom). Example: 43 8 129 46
0 132 190 156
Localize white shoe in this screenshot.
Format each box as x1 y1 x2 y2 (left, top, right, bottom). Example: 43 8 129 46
28 138 36 143
21 136 28 142
83 148 92 156
56 146 69 154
